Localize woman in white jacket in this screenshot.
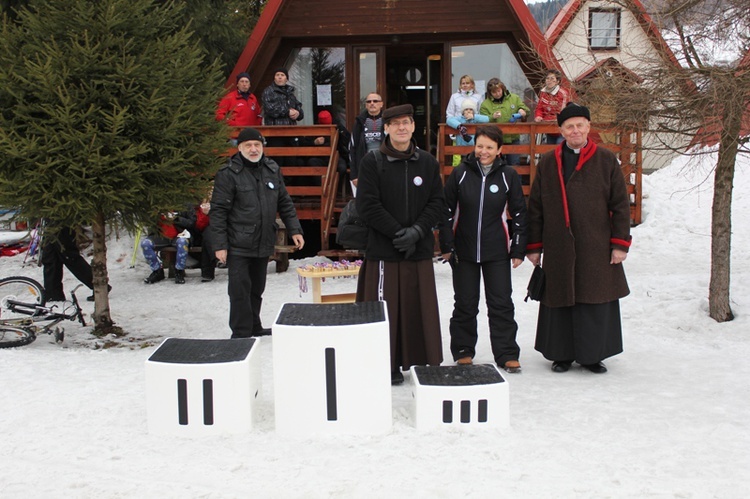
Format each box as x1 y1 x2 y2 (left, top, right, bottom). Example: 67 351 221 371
445 75 484 120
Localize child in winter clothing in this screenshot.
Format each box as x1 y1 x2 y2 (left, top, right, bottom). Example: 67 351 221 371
141 204 211 284
445 75 484 120
446 99 490 146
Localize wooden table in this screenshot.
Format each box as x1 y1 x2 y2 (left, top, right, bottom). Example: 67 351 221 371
296 267 360 304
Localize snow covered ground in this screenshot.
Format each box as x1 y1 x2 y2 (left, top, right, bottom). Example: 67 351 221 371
1 151 749 498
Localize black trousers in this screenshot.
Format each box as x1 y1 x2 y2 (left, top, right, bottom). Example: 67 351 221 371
195 230 217 278
226 253 268 338
42 227 93 301
449 258 519 365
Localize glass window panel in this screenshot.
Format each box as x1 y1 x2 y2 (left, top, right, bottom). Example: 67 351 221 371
359 51 378 108
450 43 535 115
287 47 346 125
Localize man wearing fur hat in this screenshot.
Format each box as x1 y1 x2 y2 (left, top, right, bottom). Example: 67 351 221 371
355 104 445 385
215 72 262 126
526 103 632 374
210 128 305 338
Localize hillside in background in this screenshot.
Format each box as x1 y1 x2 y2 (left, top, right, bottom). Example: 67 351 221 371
527 0 566 32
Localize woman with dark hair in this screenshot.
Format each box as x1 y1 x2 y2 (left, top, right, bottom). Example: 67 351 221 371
439 125 528 373
479 78 531 165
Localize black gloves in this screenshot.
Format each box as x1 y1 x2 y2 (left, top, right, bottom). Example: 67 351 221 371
394 225 424 260
393 226 422 250
458 125 471 143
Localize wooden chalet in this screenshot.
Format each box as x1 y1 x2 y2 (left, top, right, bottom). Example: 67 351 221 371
227 0 642 253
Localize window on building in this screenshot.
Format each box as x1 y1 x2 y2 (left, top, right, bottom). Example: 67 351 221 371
588 9 621 50
286 47 346 125
450 43 534 107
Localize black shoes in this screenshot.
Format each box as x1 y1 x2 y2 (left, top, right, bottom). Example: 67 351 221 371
251 328 272 337
551 360 573 373
87 285 112 302
201 273 214 282
144 268 165 284
582 361 608 374
551 360 608 373
391 370 404 385
174 269 186 284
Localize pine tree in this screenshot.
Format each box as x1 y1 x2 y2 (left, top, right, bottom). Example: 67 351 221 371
0 0 229 335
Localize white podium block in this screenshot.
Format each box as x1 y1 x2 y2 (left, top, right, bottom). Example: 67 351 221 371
410 364 509 430
145 337 260 436
273 301 391 435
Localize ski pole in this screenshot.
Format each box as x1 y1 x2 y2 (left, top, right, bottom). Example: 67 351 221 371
129 227 142 268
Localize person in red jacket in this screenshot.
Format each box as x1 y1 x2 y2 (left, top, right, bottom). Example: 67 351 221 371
534 69 570 144
215 72 262 127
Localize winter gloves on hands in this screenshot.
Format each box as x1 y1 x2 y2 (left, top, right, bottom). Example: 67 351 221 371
393 225 424 260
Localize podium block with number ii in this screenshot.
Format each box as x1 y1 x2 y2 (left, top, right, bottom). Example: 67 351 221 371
145 337 260 436
272 302 391 435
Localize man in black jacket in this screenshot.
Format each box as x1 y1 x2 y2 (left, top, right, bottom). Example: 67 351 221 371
349 92 384 191
211 128 305 338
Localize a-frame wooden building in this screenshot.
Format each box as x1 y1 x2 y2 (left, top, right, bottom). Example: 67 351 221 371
224 1 642 253
230 0 560 152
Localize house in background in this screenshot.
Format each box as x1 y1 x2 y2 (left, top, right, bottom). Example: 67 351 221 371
229 0 562 154
545 0 688 171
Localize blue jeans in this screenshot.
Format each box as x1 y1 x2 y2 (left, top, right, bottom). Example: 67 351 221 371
141 236 189 271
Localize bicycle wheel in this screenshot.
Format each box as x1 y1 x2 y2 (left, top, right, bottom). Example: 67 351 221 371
0 276 46 321
0 325 36 348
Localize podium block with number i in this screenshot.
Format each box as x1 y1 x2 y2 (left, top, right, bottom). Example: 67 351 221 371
145 337 260 436
272 302 391 435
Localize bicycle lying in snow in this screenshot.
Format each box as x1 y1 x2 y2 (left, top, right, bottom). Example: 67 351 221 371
0 276 86 348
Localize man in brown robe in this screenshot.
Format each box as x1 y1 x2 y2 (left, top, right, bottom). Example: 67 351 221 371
355 104 445 384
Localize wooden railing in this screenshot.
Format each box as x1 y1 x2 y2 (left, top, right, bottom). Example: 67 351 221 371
226 125 343 249
437 122 643 225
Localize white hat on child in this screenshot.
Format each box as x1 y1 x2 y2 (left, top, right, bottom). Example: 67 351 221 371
461 99 476 112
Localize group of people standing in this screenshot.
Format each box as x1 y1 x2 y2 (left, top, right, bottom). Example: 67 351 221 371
353 76 630 384
139 68 628 382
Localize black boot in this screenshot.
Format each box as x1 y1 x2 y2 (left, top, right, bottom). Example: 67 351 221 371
144 268 165 284
581 361 607 374
174 269 186 284
551 360 573 373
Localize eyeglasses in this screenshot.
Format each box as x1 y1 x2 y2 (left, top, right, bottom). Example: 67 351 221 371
365 99 382 103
